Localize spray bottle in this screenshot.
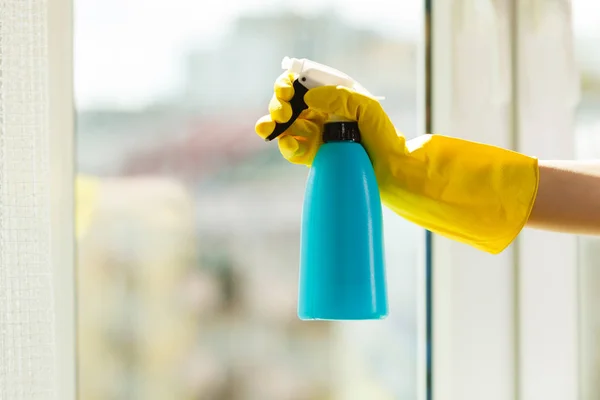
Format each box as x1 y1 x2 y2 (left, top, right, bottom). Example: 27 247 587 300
265 57 388 320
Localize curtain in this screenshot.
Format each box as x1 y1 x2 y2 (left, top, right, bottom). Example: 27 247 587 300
0 1 57 398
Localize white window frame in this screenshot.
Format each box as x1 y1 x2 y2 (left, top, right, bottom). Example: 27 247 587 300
49 0 77 398
429 1 579 399
45 1 582 399
515 1 579 399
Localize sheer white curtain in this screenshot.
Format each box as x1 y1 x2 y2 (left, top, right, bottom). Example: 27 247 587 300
0 1 58 398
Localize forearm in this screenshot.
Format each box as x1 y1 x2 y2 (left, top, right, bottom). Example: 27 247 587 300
527 160 600 235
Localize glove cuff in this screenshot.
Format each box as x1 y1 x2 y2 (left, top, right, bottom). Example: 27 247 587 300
379 134 540 254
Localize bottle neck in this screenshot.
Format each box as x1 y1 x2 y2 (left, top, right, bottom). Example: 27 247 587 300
323 121 361 143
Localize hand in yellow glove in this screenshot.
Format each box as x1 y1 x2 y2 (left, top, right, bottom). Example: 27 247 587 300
255 72 540 254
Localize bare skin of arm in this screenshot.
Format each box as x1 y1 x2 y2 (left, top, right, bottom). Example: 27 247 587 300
527 160 600 235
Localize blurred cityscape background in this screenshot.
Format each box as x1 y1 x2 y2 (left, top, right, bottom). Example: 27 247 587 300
74 3 421 400
74 1 600 400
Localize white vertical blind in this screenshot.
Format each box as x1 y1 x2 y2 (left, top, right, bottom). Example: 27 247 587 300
431 1 518 399
48 0 76 398
0 0 58 398
431 1 581 399
516 1 579 399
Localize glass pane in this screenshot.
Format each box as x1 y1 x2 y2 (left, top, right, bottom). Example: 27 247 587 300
573 2 600 399
75 1 424 399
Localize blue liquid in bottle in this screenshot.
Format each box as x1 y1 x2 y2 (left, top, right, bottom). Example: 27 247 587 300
297 121 388 320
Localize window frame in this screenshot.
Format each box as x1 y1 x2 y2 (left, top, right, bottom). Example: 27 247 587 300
429 1 580 399
515 1 579 398
52 0 583 398
49 0 77 398
430 1 519 398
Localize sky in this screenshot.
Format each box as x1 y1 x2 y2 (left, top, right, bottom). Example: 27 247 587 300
74 0 600 110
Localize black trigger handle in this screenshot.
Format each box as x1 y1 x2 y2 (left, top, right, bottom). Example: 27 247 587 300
265 79 309 142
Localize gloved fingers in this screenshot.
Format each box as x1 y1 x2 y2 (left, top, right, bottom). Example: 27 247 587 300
286 116 322 141
274 72 296 102
305 85 379 121
268 93 293 124
304 85 403 152
255 114 276 140
299 108 328 126
278 135 303 160
267 72 298 123
277 118 322 165
255 109 326 141
256 115 321 156
278 135 319 166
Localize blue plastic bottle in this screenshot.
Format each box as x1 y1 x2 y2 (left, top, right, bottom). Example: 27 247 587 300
264 57 388 321
298 121 387 320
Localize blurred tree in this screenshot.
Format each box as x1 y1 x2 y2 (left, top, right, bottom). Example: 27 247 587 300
580 71 600 94
76 175 101 239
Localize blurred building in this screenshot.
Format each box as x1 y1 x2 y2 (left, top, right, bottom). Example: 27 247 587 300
77 11 418 176
182 12 417 117
76 8 600 400
76 170 336 399
77 178 205 400
76 12 356 400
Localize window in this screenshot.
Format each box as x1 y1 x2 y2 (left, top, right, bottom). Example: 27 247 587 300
572 2 600 399
74 1 424 399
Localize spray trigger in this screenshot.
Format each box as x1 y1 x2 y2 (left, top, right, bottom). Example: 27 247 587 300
265 79 309 142
265 57 383 142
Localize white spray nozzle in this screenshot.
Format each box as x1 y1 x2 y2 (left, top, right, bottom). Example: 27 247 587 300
281 56 384 100
281 56 303 73
264 57 385 142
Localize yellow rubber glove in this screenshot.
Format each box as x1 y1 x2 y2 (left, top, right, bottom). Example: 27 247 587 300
255 72 540 254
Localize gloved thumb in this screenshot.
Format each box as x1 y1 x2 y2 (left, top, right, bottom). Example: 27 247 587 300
304 85 404 156
304 85 370 121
